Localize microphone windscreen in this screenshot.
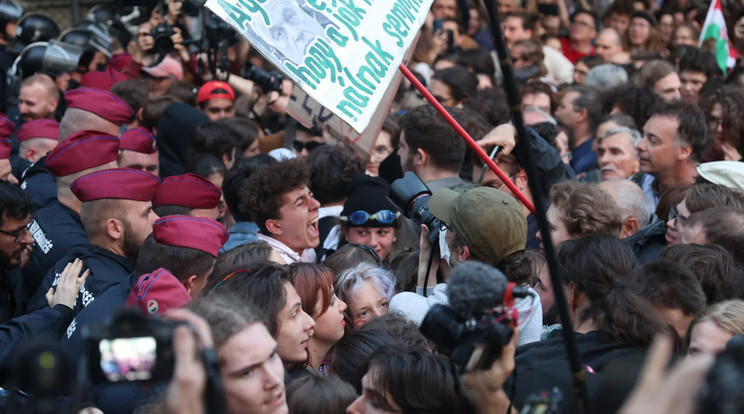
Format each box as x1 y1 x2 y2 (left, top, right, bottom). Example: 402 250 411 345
447 261 508 318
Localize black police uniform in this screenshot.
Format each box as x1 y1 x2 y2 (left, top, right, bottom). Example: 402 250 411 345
10 154 30 183
22 200 89 306
25 244 136 316
0 304 73 366
19 155 57 210
0 266 25 324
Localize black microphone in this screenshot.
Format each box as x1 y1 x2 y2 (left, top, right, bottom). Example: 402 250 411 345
447 261 530 318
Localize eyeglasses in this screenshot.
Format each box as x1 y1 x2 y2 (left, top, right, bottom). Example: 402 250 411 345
292 140 325 152
708 117 723 130
0 221 32 243
341 210 400 226
668 205 687 230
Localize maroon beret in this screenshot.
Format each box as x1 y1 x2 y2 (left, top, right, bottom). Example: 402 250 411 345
64 87 134 126
0 114 14 140
120 127 157 154
0 138 10 159
70 168 161 202
125 268 192 315
44 130 119 177
153 173 221 209
152 215 228 257
80 68 129 90
17 119 60 142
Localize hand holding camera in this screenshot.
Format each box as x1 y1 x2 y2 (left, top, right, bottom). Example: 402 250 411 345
461 327 519 414
45 258 90 310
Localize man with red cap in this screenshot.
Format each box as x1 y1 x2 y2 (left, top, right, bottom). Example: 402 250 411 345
22 130 120 301
17 119 59 163
153 173 222 220
118 127 159 176
196 80 235 121
20 87 133 210
26 168 160 315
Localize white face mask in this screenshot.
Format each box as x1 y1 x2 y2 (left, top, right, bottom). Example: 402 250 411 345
439 227 453 265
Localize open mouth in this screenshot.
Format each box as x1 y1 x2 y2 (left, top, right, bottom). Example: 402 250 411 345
307 217 319 238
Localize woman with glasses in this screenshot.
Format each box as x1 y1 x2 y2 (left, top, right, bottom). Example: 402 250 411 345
339 175 401 262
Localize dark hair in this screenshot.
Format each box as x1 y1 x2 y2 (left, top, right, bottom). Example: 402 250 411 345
685 183 744 213
0 181 32 226
187 294 264 349
699 84 744 154
576 54 604 70
572 8 599 30
323 244 380 275
381 113 402 148
603 0 634 21
361 312 429 349
111 79 152 116
520 81 556 113
164 80 197 106
557 234 665 347
366 345 471 414
223 154 276 222
529 122 560 149
210 241 275 284
141 95 178 131
630 259 706 315
457 48 496 78
240 159 310 234
601 85 660 132
431 66 478 104
678 48 723 79
504 11 536 31
288 263 335 318
134 234 215 281
649 100 708 162
659 243 740 305
399 105 466 172
186 152 226 182
655 183 692 222
219 117 261 155
687 207 744 263
389 248 419 293
564 86 603 132
286 374 357 414
189 122 241 165
152 205 191 218
465 87 510 126
329 329 400 393
206 261 291 336
308 145 364 205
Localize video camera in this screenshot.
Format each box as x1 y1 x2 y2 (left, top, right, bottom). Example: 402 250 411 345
82 307 180 384
389 172 442 245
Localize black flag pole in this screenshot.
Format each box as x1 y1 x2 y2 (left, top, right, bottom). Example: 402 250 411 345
482 1 589 412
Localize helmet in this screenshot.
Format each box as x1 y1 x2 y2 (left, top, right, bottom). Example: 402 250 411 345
8 40 83 81
87 3 117 26
60 22 112 57
8 13 60 54
0 0 22 23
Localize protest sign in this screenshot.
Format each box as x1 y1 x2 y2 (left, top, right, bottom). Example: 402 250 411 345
286 50 408 158
204 0 433 133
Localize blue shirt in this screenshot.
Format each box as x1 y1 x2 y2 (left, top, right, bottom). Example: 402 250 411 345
570 138 598 176
219 221 260 254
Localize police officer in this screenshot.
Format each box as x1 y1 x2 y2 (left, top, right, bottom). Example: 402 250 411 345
152 173 222 219
117 126 159 176
21 130 120 302
25 168 160 315
20 87 133 209
11 118 57 190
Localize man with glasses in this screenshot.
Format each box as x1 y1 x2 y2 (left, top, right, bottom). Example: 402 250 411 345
562 9 597 64
0 180 32 323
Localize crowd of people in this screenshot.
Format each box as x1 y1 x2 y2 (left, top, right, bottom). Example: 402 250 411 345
0 0 741 412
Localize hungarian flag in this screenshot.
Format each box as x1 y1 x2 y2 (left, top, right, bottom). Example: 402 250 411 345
698 0 738 72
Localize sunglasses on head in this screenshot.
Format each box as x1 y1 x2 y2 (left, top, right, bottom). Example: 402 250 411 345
292 140 325 152
341 209 400 226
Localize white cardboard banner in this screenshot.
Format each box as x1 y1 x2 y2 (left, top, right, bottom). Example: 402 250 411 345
205 0 432 133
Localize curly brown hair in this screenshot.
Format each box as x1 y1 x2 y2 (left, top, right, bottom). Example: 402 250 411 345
239 159 311 234
549 180 622 238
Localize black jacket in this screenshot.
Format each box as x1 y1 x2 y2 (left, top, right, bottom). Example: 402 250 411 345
623 217 667 263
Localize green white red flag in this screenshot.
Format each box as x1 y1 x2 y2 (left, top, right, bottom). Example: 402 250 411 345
698 0 738 72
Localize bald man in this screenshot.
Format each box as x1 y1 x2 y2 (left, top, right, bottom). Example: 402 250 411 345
599 179 666 262
595 28 629 64
18 74 59 123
